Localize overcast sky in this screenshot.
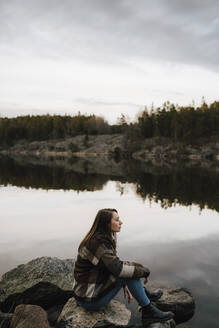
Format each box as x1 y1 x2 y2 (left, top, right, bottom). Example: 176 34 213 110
1 0 219 122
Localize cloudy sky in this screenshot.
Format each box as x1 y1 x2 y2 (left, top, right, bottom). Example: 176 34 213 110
1 0 219 122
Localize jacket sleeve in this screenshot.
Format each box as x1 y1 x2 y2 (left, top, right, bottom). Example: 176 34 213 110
100 244 150 279
123 260 143 267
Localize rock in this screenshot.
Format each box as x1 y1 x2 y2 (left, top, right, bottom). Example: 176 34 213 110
56 297 131 328
1 281 73 313
0 257 74 296
140 320 176 328
46 304 65 327
0 257 74 312
0 258 195 326
9 304 50 328
0 311 13 328
146 282 195 324
5 134 125 159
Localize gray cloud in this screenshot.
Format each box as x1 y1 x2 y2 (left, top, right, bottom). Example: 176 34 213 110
75 97 140 108
1 0 219 70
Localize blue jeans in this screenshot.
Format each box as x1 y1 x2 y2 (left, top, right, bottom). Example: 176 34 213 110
77 278 150 310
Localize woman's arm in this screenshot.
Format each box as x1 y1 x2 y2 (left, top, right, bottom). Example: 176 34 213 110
123 285 133 303
99 244 150 279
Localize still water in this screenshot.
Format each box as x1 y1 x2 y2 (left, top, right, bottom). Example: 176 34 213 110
0 156 219 327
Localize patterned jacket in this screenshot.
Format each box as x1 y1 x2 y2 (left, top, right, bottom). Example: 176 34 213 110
72 233 150 302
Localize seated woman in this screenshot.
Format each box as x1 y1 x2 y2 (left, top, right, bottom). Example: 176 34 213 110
72 208 174 326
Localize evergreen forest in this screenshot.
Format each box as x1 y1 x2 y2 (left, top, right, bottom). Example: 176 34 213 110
0 100 219 146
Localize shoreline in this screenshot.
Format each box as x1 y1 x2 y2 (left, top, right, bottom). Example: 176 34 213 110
1 134 219 166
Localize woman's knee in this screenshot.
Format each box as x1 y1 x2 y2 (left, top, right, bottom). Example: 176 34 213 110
126 278 141 285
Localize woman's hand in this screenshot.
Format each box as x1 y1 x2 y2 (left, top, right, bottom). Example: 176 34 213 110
143 277 149 284
123 285 133 303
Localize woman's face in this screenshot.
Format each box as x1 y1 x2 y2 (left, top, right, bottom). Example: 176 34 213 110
111 211 123 233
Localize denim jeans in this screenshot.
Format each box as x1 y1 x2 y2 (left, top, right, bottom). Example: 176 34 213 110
77 278 150 311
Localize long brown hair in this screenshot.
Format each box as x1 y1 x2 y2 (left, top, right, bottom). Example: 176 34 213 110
79 208 117 250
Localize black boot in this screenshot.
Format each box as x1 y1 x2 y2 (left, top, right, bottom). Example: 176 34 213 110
144 287 163 301
142 303 174 326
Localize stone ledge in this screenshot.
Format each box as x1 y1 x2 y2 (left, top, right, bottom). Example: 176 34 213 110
57 298 131 328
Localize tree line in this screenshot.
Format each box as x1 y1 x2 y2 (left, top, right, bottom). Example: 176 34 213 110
136 100 219 143
0 114 119 146
0 100 219 146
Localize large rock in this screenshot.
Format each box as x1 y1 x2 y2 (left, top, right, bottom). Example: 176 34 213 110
9 304 50 328
134 320 176 328
0 257 74 296
146 282 195 324
0 257 74 312
151 321 176 328
1 281 73 313
56 297 131 328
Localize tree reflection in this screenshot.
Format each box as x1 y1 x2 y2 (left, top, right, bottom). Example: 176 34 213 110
0 155 219 213
0 156 107 191
134 169 219 212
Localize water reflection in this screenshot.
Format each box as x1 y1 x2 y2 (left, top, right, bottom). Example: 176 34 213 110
0 155 219 212
0 155 107 191
1 201 219 327
1 155 219 327
119 234 219 327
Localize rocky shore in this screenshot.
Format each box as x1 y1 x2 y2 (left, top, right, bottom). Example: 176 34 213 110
0 257 195 328
1 134 219 168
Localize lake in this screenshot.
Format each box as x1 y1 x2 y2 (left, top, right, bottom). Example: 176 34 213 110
0 155 219 327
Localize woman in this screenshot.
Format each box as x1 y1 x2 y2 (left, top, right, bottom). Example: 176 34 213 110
73 208 174 326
